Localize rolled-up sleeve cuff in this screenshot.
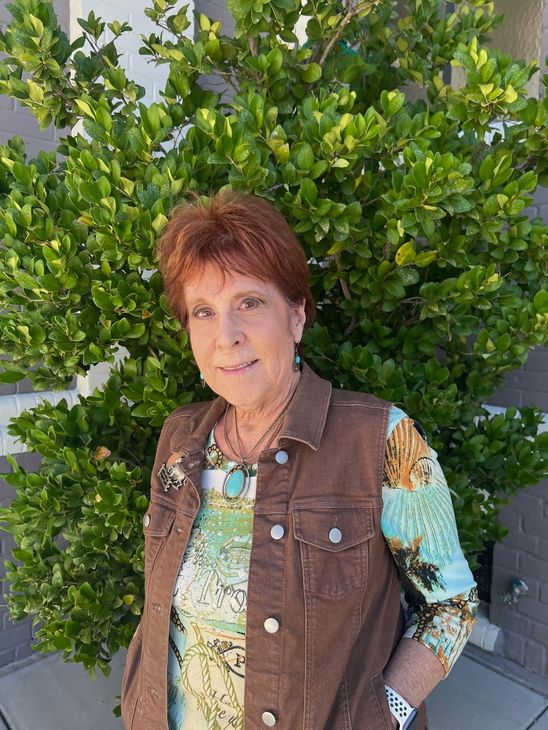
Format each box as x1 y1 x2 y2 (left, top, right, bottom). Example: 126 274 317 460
403 586 480 676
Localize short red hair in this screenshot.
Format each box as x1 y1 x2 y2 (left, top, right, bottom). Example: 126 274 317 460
156 191 316 329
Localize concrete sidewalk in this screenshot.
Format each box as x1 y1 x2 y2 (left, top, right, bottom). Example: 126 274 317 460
0 649 546 729
0 651 125 730
427 654 548 729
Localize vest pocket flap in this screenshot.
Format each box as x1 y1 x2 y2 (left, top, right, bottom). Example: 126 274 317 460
143 500 176 537
292 507 374 552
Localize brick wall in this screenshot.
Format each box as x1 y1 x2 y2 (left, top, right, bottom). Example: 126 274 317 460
484 2 548 680
488 255 548 678
490 0 548 677
470 0 548 681
489 393 548 675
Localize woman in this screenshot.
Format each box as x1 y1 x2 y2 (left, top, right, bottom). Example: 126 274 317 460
121 191 478 730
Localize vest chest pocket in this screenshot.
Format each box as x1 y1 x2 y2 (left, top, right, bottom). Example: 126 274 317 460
292 506 375 597
143 499 176 578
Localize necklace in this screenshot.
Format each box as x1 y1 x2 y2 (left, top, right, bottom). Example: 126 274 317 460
218 377 301 502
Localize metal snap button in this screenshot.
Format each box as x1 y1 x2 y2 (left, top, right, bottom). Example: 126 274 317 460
270 524 285 540
264 617 280 633
143 514 151 528
262 710 277 726
275 450 288 464
329 527 342 544
153 603 161 613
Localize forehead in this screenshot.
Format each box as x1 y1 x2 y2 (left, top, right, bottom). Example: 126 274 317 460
184 265 274 302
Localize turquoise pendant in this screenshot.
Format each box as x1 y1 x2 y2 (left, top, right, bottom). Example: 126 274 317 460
223 464 249 501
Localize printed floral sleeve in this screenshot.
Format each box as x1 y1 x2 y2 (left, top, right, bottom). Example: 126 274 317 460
381 406 479 676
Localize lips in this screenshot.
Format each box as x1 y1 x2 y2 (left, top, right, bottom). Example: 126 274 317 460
219 359 258 372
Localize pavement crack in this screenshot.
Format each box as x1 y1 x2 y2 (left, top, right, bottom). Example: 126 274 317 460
526 705 548 730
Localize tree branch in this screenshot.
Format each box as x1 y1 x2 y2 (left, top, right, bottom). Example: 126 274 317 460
316 0 379 69
334 253 358 337
248 35 258 57
515 154 537 174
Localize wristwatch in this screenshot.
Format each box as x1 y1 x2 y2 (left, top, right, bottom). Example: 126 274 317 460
384 685 418 730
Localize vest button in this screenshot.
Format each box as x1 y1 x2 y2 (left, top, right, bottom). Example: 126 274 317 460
153 603 161 612
143 514 151 528
329 527 342 544
275 450 288 464
270 524 285 540
264 617 280 633
262 711 277 726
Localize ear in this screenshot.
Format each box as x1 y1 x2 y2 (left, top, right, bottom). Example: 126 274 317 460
291 298 306 341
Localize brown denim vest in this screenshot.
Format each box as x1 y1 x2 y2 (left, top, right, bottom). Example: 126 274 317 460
121 363 427 729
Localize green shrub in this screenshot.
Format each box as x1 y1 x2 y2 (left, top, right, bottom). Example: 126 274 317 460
0 0 547 675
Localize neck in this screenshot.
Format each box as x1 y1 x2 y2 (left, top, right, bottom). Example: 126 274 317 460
235 370 301 432
220 370 301 460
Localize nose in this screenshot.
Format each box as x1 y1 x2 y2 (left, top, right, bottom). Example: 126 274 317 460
215 309 244 349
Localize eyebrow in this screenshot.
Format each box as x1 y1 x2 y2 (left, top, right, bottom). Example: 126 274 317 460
187 289 269 309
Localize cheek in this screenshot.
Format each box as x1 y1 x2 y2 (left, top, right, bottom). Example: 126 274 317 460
187 329 210 362
258 327 294 361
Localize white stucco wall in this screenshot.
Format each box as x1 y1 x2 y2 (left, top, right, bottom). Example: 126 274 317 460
73 0 194 103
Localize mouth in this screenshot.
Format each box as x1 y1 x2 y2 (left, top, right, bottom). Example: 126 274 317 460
218 359 258 374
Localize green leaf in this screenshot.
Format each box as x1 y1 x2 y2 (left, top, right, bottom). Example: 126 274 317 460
415 251 437 267
301 63 322 83
533 289 548 313
0 368 25 383
395 241 416 266
14 271 40 290
91 286 114 311
12 162 32 186
97 177 111 197
79 582 97 601
83 118 108 143
75 99 95 118
385 277 405 298
479 156 494 182
300 178 318 205
296 143 314 171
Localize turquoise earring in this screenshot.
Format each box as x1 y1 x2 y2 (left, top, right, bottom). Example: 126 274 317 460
199 372 206 387
293 343 301 372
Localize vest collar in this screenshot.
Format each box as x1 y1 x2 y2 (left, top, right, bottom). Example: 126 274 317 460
277 361 331 451
169 361 332 455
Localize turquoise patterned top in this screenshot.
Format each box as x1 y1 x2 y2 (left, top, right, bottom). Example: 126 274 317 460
166 406 479 730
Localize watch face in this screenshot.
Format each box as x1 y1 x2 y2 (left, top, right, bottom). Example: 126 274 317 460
402 709 419 730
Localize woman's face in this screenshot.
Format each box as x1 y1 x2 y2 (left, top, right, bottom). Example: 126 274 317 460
185 264 306 414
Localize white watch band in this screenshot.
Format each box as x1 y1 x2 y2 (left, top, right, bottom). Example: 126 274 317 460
384 685 417 729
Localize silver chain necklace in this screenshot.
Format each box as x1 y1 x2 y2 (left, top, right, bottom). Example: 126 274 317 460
217 377 300 502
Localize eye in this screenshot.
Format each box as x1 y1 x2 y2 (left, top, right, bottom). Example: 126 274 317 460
193 307 214 319
240 298 261 310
